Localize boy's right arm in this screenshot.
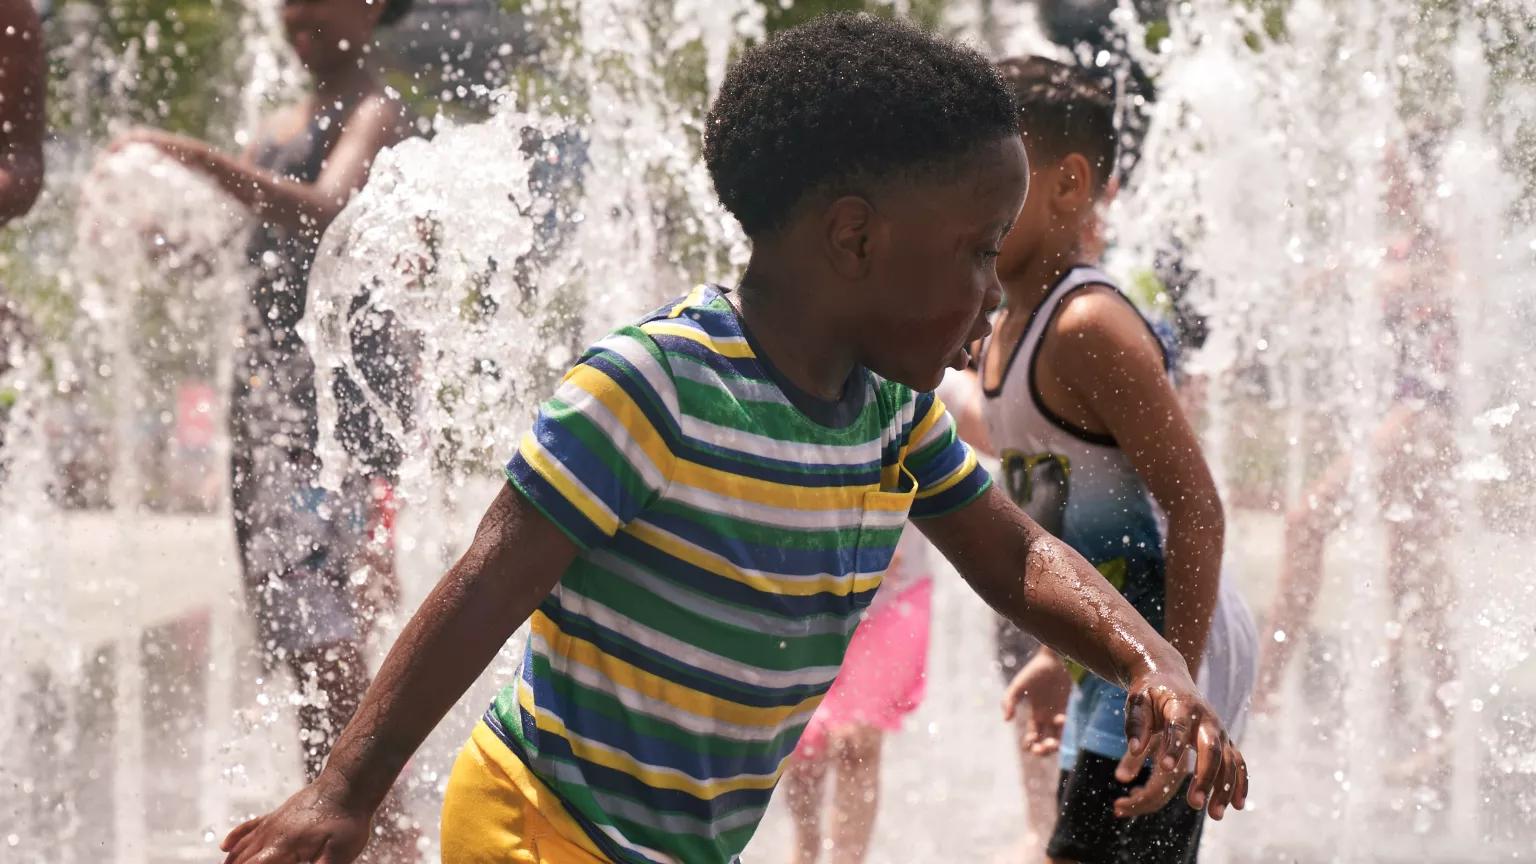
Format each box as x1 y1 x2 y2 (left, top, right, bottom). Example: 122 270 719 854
220 484 576 864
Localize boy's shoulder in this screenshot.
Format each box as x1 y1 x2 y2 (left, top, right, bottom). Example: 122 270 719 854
1043 276 1170 372
590 286 923 428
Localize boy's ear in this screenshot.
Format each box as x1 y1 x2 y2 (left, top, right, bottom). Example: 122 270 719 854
823 195 876 280
1054 152 1096 211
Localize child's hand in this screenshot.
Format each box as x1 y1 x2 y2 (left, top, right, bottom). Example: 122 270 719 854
1119 670 1248 819
219 776 373 864
1000 648 1071 755
1113 755 1189 819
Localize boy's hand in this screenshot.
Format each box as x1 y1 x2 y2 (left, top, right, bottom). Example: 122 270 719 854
1000 649 1071 755
1119 671 1247 819
1114 756 1188 819
220 777 372 864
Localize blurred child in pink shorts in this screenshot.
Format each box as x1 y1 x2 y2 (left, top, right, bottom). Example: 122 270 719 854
781 523 934 864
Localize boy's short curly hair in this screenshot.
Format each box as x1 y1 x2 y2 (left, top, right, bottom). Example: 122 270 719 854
997 56 1118 191
704 14 1019 237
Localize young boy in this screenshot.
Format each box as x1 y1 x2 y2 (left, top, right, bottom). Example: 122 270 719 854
979 57 1238 864
220 17 1245 864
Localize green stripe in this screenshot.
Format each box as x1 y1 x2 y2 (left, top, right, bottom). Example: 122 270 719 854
560 572 852 671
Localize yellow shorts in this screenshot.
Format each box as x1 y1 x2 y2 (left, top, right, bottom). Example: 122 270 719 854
441 722 609 863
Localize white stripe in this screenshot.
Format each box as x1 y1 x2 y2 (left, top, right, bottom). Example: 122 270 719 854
592 331 680 416
557 588 844 689
911 404 955 453
677 412 886 468
529 631 821 742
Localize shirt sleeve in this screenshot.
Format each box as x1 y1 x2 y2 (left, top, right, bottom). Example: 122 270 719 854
904 390 992 520
505 326 678 550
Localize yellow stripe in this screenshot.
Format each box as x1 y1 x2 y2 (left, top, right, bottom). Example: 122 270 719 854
666 286 708 318
532 612 825 728
642 320 755 359
916 446 978 499
516 653 796 799
626 521 882 597
671 460 871 511
520 435 621 536
563 365 676 482
908 396 948 452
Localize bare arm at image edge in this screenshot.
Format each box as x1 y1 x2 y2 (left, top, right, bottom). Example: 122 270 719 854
220 485 577 864
0 0 46 224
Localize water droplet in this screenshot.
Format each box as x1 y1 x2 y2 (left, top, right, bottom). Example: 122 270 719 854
1272 629 1286 643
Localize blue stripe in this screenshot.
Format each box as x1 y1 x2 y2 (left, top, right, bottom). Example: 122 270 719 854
640 508 884 579
910 468 992 520
539 674 802 780
610 530 878 621
676 437 885 488
504 706 780 824
539 601 839 708
506 460 610 550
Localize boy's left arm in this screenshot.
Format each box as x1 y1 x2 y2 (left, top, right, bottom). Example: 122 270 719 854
1055 289 1225 677
918 485 1246 817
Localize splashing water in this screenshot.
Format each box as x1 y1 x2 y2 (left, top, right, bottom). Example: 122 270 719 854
3 1 1536 862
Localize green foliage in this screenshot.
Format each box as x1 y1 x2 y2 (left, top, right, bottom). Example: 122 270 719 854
68 0 242 138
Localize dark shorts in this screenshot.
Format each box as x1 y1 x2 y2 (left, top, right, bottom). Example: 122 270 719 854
995 616 1042 683
1047 751 1205 864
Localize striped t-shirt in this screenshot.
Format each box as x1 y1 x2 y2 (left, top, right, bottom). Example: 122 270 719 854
492 286 990 863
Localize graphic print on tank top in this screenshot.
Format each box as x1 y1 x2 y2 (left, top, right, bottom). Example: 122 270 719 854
982 266 1170 671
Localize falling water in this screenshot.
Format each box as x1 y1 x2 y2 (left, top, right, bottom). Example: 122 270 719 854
3 1 1536 862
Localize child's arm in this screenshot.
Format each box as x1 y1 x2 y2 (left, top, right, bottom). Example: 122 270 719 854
110 96 408 235
918 485 1247 818
220 485 576 864
1051 288 1225 678
0 0 45 224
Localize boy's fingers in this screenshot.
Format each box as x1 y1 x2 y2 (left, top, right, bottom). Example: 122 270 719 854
1120 691 1154 775
1234 747 1250 809
1114 742 1145 785
221 817 261 852
1158 700 1198 773
1186 722 1224 811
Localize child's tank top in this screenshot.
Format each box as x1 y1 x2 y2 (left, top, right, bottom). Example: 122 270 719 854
979 265 1169 631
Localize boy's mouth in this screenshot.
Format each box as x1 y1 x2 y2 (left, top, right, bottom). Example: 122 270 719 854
950 343 972 371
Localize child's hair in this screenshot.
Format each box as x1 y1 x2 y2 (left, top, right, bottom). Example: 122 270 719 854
704 13 1018 237
379 0 413 27
997 56 1118 192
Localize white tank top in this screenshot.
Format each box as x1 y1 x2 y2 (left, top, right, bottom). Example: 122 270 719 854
978 264 1256 740
979 265 1167 581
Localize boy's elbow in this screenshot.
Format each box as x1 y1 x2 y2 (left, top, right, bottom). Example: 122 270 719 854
0 158 44 222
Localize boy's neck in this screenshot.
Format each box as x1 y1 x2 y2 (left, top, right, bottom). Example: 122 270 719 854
1002 236 1088 313
734 251 859 402
315 63 377 103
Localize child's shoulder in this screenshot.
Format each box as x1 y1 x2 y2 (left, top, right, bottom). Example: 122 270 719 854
1047 280 1168 365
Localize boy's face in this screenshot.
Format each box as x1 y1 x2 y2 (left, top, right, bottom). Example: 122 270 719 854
283 0 380 75
995 137 1098 281
851 135 1029 392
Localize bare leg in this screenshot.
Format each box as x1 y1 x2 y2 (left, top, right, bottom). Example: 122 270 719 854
784 748 830 864
828 726 883 864
1013 712 1059 862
